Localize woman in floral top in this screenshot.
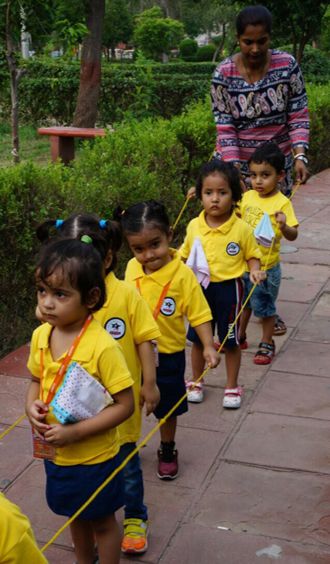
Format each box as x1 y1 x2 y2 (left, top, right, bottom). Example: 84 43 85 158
211 4 309 195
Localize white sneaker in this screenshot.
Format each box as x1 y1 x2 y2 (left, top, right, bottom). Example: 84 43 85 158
186 381 204 403
222 387 243 409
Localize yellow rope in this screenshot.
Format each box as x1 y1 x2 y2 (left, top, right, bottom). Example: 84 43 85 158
172 195 191 232
0 414 26 440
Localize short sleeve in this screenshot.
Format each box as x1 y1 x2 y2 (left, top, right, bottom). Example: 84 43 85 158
27 329 41 380
97 341 133 396
128 289 161 345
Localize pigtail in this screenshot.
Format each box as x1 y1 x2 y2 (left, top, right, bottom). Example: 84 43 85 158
36 219 60 243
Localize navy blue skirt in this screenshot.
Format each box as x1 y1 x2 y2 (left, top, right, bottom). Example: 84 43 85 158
44 454 124 520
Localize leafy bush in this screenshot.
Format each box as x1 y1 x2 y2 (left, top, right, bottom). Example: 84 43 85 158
179 38 198 61
196 44 216 62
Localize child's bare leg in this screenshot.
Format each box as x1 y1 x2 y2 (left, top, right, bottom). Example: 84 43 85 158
239 307 252 340
261 316 275 344
70 519 95 564
224 345 241 389
160 416 177 443
190 342 205 382
93 513 121 564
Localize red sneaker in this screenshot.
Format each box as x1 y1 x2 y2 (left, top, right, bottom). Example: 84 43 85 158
157 446 178 480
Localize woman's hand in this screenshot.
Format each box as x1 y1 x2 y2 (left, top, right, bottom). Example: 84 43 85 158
294 159 309 184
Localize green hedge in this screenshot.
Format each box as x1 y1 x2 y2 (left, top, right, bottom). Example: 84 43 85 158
0 88 329 357
1 56 329 125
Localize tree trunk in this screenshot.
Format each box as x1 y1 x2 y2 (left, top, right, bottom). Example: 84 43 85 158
5 0 26 164
73 0 105 127
212 23 226 62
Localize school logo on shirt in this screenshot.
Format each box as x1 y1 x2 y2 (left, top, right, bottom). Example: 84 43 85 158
104 317 126 339
160 297 176 316
226 242 240 256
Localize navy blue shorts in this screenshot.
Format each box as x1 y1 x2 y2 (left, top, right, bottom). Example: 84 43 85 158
44 454 124 520
153 350 188 419
187 279 243 349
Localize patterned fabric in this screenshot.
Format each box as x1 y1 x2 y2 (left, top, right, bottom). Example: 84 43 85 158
211 50 309 191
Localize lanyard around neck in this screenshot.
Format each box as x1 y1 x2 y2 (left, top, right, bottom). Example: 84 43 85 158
135 279 171 320
40 314 92 405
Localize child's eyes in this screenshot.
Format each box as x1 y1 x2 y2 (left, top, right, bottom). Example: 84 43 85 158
55 291 65 298
36 286 46 295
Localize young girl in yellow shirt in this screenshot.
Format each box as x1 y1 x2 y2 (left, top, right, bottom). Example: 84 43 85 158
26 237 134 564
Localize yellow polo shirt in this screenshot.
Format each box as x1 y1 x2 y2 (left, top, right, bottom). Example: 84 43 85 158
27 317 133 466
0 494 47 563
240 190 299 270
180 210 261 281
94 272 160 445
125 250 212 354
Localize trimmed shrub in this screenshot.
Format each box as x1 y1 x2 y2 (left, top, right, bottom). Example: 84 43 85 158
196 44 216 62
179 38 198 61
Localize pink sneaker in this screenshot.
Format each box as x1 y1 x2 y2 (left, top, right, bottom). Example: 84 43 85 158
157 444 178 480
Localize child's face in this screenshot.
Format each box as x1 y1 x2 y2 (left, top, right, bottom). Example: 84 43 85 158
36 267 89 330
249 161 284 197
126 226 172 275
201 172 233 224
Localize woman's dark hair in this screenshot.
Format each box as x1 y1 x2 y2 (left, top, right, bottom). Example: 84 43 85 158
196 159 243 203
36 238 106 312
236 5 272 36
113 200 171 236
248 141 285 173
36 214 122 273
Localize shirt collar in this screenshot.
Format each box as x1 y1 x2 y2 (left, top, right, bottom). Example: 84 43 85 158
198 210 237 234
37 318 102 362
130 249 181 286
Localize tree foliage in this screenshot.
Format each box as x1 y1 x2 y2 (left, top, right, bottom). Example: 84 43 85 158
263 0 329 62
133 6 184 60
103 0 133 54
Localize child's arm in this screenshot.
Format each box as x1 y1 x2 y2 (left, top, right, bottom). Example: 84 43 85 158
25 378 51 436
194 322 220 368
247 257 266 284
42 387 134 448
137 341 160 416
275 211 298 241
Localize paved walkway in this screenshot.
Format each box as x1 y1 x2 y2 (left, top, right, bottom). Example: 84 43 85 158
1 169 330 563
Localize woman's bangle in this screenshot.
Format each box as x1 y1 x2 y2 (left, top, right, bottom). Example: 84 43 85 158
293 153 308 165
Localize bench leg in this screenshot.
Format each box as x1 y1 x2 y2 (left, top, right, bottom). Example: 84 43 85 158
50 135 75 165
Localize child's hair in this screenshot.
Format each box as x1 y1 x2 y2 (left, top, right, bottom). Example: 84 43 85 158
236 5 272 36
113 200 171 236
36 214 122 273
36 238 106 312
196 159 242 203
248 141 285 173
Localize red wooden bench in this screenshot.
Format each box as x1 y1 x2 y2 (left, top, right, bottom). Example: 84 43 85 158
37 126 106 165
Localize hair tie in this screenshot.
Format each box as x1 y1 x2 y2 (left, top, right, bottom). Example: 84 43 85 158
55 219 64 229
99 219 107 229
81 235 93 244
121 209 126 216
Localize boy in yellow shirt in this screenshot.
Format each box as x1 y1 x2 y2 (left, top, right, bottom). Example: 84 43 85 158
239 142 299 364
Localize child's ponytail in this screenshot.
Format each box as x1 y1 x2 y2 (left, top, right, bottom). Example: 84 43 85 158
36 219 64 243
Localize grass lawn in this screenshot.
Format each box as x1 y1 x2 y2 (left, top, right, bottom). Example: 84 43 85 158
0 123 50 166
